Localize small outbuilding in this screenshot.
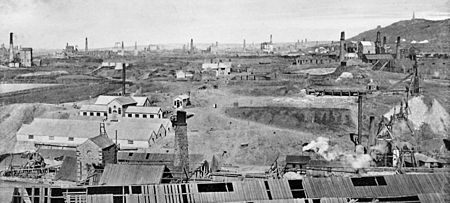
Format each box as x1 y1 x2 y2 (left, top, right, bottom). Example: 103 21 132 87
173 94 191 109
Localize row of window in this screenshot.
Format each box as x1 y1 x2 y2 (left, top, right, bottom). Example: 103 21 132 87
81 111 161 119
28 135 74 141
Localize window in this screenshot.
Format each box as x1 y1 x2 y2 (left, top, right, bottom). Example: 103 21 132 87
128 153 133 156
118 108 121 114
28 135 34 139
68 137 74 141
128 140 134 144
150 115 154 118
128 114 132 117
104 113 107 116
83 112 87 116
49 136 54 140
288 179 306 198
90 112 94 116
135 114 139 118
264 181 273 200
96 112 100 116
146 153 150 159
108 107 112 114
197 183 234 193
143 114 147 118
351 176 387 186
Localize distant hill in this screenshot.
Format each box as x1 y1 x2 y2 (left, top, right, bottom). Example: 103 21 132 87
349 18 450 53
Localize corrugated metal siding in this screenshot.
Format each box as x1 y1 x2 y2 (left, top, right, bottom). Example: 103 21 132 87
418 193 447 203
99 164 165 185
86 194 113 203
304 173 448 198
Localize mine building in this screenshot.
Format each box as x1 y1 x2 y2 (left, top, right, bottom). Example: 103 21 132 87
362 54 394 69
176 70 194 80
12 173 448 202
16 118 171 149
99 164 173 185
19 47 33 67
284 155 311 171
173 94 191 109
79 95 164 120
260 34 274 54
76 134 118 181
358 41 376 56
201 61 232 77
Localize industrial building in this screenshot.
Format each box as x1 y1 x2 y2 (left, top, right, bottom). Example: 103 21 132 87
16 118 171 149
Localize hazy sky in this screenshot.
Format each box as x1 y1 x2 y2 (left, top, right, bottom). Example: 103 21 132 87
0 0 449 49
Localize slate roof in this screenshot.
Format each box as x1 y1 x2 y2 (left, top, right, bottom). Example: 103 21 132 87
95 96 149 106
125 106 161 114
99 164 166 185
89 135 115 149
17 118 169 141
80 105 107 112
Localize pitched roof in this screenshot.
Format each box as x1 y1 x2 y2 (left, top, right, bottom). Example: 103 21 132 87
117 152 205 171
79 105 107 112
285 155 311 164
131 97 149 106
175 94 189 100
37 148 77 160
89 135 115 149
17 118 170 141
99 164 166 185
364 54 394 60
54 156 77 182
360 41 374 46
95 95 119 105
114 97 137 105
125 106 161 114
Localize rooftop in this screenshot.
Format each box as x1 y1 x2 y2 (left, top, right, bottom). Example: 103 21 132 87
125 106 161 114
99 164 167 185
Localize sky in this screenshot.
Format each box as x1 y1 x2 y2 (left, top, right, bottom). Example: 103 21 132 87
0 0 449 49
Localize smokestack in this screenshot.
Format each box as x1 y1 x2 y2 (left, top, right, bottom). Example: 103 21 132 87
215 41 218 47
382 36 386 46
412 58 420 95
122 64 126 96
270 34 272 43
368 116 376 147
134 41 138 56
121 41 124 56
339 31 345 62
243 39 246 50
85 37 88 52
395 36 401 60
9 32 14 62
172 111 189 174
357 95 363 144
375 31 381 54
190 38 194 54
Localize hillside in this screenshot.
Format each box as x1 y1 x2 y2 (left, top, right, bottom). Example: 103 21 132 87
349 18 450 53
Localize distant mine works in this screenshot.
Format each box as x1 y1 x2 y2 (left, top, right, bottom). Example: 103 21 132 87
0 19 449 203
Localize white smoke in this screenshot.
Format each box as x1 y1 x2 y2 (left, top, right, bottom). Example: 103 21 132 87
303 136 374 169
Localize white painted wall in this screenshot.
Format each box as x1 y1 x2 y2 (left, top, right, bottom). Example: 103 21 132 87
16 134 88 146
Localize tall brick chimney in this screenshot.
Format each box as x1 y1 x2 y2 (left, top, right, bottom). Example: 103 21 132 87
121 41 124 56
395 36 401 60
122 64 126 96
172 111 189 174
9 32 14 62
339 31 345 62
85 37 88 52
243 39 246 50
270 34 272 44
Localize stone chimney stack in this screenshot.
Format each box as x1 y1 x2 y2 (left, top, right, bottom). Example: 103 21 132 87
339 31 345 62
85 37 88 52
395 36 401 60
190 38 194 54
375 31 381 54
121 41 124 56
172 111 189 174
9 32 14 62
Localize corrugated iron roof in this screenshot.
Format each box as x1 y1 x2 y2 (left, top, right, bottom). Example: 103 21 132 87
54 156 77 182
360 41 374 46
117 152 205 171
99 164 166 185
95 95 119 105
114 97 137 105
285 155 311 164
